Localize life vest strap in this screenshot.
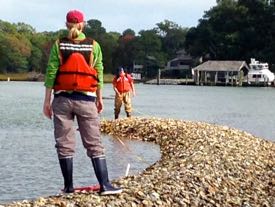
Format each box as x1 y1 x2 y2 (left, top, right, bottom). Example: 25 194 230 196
89 41 95 67
57 71 99 82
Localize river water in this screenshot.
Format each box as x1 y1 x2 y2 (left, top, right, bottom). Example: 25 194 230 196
0 81 274 203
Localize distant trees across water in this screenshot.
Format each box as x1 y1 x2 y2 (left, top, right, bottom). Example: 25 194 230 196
0 0 274 78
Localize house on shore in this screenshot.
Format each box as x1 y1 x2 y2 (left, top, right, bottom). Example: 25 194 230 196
192 60 249 86
161 49 194 78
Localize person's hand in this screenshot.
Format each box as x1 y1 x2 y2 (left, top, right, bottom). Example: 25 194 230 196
43 87 53 119
132 90 136 97
43 101 52 119
116 91 121 97
96 98 104 113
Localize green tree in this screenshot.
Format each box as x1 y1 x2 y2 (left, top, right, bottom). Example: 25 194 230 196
122 28 135 36
100 32 119 74
85 19 106 41
136 29 165 78
163 28 188 59
0 34 32 72
29 33 53 73
238 0 275 63
185 0 275 66
84 19 118 73
112 29 137 72
16 22 36 37
0 20 17 34
156 20 188 59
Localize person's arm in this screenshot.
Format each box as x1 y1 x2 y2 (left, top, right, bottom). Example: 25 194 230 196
93 41 104 113
44 41 60 88
96 88 103 113
130 82 136 96
43 87 53 119
43 41 60 119
114 87 121 95
112 77 121 96
93 41 104 90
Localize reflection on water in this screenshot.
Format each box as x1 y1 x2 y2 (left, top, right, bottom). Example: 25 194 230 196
73 134 161 188
104 135 161 177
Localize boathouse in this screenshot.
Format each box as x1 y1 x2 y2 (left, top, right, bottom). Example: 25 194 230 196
192 60 249 86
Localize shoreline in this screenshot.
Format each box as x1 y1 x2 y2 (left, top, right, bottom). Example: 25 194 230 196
3 117 274 206
0 73 115 83
1 73 274 87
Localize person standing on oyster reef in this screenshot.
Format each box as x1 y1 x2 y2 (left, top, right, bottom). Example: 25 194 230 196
112 67 136 119
43 9 122 195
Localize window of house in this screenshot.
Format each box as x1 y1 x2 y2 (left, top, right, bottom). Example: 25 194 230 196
252 74 261 78
170 61 178 67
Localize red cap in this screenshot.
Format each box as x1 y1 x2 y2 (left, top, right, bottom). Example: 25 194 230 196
66 10 84 23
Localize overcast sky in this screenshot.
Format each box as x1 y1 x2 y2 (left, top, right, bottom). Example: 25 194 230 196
0 0 217 34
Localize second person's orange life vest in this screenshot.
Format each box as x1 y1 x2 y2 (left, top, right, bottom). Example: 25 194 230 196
114 74 133 93
53 37 98 92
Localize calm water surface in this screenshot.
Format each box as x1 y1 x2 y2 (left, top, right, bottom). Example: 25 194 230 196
0 81 274 203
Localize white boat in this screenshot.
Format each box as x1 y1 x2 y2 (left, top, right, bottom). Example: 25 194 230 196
131 72 142 80
247 58 275 85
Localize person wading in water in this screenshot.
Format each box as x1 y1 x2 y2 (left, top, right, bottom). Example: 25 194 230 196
43 9 122 195
112 67 136 119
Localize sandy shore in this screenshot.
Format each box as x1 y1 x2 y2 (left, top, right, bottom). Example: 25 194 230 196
3 117 275 207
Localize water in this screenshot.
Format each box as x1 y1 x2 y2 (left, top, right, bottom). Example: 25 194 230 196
125 84 275 142
0 82 160 203
0 82 275 203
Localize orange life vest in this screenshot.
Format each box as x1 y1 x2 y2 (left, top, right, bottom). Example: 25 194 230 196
53 37 98 92
114 74 132 93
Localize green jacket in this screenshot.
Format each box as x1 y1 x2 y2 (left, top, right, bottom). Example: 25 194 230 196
44 33 104 89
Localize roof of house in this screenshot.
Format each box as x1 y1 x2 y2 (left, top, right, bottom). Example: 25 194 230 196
170 55 193 62
167 49 193 63
192 61 249 72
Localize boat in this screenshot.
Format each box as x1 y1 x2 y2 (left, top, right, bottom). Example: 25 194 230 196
246 58 275 86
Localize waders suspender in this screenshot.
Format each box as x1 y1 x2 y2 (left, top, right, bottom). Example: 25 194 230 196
58 38 96 68
57 39 63 65
89 40 95 68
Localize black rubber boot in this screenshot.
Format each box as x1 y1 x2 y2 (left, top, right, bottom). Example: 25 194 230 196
126 112 131 118
59 158 74 193
92 156 122 195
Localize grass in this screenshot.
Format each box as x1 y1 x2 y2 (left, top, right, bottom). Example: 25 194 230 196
0 73 31 81
0 72 115 83
103 73 114 83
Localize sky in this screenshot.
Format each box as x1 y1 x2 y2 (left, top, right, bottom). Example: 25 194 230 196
0 0 217 34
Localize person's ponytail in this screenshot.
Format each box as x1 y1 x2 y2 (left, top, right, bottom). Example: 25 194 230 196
66 22 84 39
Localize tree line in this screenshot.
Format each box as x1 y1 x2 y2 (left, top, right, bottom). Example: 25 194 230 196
0 0 274 78
185 0 275 68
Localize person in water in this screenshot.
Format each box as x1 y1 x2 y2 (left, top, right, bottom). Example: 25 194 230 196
43 9 122 195
112 67 136 119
